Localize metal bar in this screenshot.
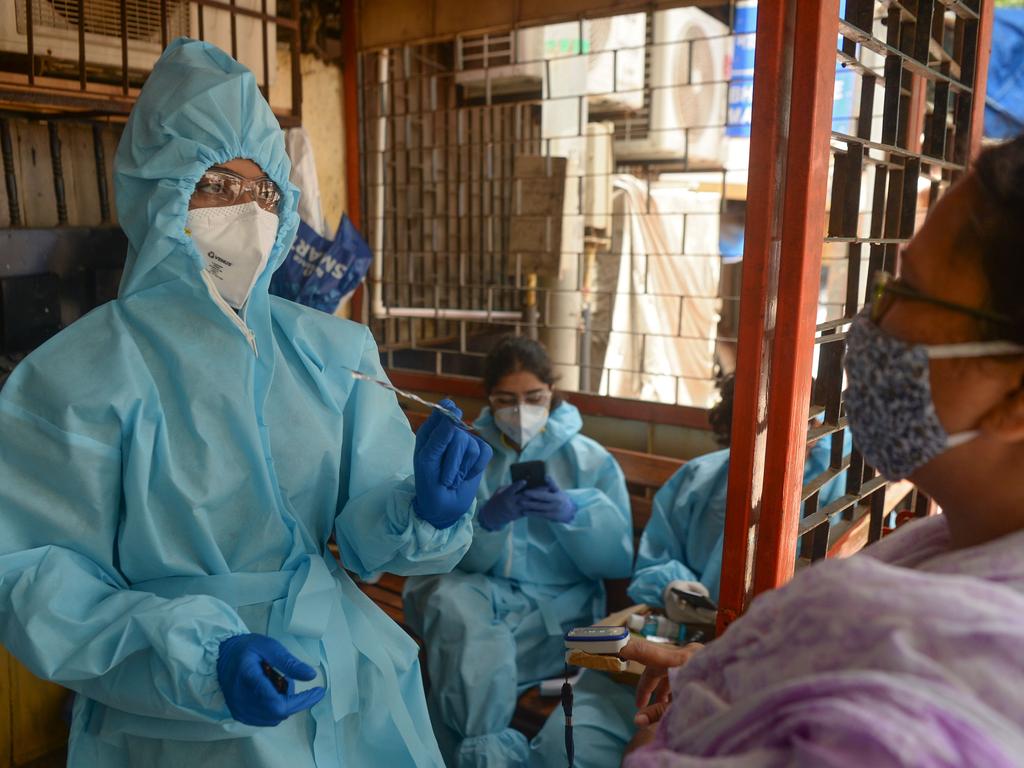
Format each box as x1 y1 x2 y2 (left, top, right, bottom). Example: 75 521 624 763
0 118 21 226
121 0 129 96
191 0 298 29
290 0 302 122
752 0 841 596
198 0 205 41
48 121 68 225
261 0 270 101
25 0 35 87
966 1 994 161
718 0 793 634
161 0 169 50
93 124 110 223
230 0 239 60
78 0 87 91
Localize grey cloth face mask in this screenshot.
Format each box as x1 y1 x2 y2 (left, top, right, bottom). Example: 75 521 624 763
844 308 1024 481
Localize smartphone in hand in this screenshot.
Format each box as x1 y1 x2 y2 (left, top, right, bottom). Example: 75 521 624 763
510 460 546 490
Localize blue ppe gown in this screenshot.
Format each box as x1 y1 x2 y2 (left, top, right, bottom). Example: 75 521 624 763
0 39 470 768
403 403 634 768
529 436 850 768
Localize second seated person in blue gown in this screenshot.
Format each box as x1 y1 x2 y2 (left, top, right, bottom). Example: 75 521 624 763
403 336 634 768
529 374 851 768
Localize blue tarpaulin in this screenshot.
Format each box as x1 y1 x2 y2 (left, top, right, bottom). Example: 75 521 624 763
269 214 372 314
986 9 1024 139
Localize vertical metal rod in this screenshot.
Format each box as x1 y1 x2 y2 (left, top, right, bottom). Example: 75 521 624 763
78 0 87 90
291 0 302 122
752 0 840 597
26 0 35 86
48 122 68 225
229 0 238 60
198 0 206 41
966 1 994 162
718 0 794 634
93 124 111 223
121 0 129 95
161 0 169 50
261 0 270 101
0 118 22 226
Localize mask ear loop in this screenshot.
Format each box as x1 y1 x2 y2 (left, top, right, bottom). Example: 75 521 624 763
923 341 1024 450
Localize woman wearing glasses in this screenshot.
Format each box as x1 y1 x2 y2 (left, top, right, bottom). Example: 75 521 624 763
404 335 634 768
619 136 1024 767
0 39 492 768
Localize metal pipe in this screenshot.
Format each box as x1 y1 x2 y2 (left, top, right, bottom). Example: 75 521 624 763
376 307 522 322
229 0 239 60
25 0 35 86
120 0 129 95
0 118 21 226
79 0 87 91
966 1 995 163
48 122 68 225
92 124 111 223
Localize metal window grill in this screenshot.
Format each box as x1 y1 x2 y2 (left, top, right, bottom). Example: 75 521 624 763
718 0 989 630
0 0 302 125
360 5 745 409
804 0 983 559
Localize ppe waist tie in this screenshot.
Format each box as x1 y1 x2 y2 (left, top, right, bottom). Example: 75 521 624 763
133 555 359 723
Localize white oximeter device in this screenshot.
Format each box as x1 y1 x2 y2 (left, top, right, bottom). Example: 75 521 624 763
563 625 630 655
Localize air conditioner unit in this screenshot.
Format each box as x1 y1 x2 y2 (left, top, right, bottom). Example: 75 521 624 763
456 15 645 110
0 1 275 85
616 8 730 167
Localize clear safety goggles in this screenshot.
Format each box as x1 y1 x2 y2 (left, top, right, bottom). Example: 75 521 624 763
192 168 282 213
489 389 553 409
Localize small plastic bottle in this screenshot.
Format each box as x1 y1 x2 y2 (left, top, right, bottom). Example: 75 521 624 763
627 613 683 642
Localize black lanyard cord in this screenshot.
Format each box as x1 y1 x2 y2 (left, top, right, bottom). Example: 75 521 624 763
562 664 574 768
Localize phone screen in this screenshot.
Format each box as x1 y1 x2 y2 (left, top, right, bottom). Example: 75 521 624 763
510 460 546 489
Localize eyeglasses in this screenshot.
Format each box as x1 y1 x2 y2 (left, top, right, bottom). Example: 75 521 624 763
869 270 1014 329
192 168 282 213
489 389 552 409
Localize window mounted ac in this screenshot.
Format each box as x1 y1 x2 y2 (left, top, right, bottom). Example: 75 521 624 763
616 8 730 168
1 1 275 85
456 15 645 109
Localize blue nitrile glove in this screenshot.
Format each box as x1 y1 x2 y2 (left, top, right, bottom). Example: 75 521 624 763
520 475 577 524
478 479 529 531
413 399 494 529
216 634 325 727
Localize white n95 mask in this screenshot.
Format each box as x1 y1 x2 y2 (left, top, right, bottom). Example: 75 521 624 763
494 404 548 448
186 201 279 309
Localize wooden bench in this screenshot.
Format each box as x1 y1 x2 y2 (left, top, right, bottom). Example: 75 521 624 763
354 406 686 738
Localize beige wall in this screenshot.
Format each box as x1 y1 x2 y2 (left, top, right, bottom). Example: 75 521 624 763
271 47 347 236
357 0 725 50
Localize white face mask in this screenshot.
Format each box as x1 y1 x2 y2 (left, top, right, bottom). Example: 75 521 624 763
186 201 279 309
494 404 549 448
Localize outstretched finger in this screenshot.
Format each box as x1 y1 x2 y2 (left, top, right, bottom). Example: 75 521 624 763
634 700 672 728
259 638 318 682
635 666 667 710
279 686 326 717
619 637 699 668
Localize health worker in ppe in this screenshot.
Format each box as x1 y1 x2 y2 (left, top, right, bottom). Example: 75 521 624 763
529 375 850 768
403 335 634 768
0 39 492 768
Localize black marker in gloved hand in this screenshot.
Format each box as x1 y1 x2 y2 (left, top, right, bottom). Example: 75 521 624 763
412 399 493 528
217 634 325 727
